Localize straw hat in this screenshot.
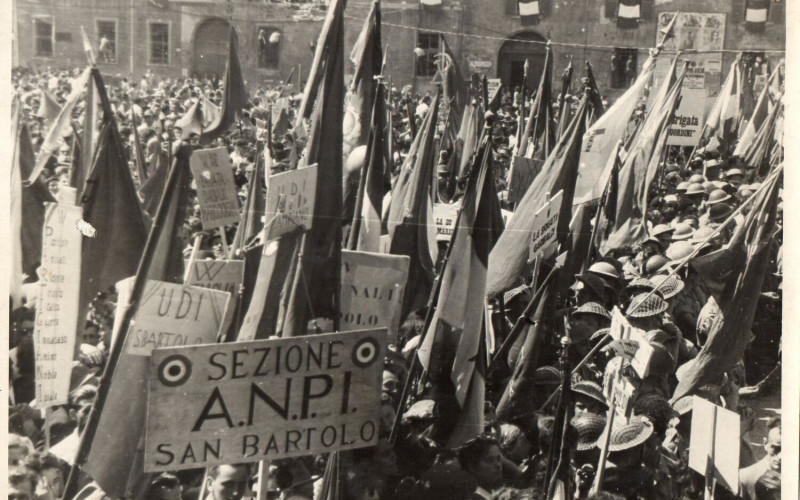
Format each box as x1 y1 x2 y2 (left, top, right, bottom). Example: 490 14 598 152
626 293 668 318
649 274 685 300
573 302 612 321
571 413 607 451
604 417 654 452
572 381 607 407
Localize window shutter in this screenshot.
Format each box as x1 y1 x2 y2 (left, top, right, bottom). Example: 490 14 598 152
770 1 785 24
730 0 745 23
605 0 617 19
540 0 552 17
640 0 654 21
506 0 518 15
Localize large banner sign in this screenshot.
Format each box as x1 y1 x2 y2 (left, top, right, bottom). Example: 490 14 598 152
144 329 387 471
656 12 725 95
265 164 318 240
33 203 83 407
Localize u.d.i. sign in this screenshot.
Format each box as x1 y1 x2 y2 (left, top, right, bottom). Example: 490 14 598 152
144 329 387 471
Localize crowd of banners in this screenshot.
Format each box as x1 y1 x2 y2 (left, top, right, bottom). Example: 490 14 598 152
8 2 787 499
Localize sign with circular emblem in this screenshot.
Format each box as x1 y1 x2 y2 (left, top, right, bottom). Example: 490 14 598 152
157 354 193 387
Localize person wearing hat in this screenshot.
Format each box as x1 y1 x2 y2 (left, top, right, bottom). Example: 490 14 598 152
650 224 674 248
570 273 611 309
572 380 608 416
725 168 744 188
599 417 661 499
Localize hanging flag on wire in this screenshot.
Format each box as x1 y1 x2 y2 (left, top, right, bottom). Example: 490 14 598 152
617 0 642 28
519 1 541 25
744 0 770 33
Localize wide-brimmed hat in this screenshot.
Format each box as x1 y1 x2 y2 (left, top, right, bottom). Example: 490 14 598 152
706 189 731 205
649 274 684 300
725 168 744 178
575 273 608 300
588 261 620 282
671 223 694 241
603 417 654 452
534 366 562 385
708 203 734 222
666 241 695 262
573 302 612 322
571 413 607 451
688 174 706 185
626 293 668 318
572 381 607 407
650 224 674 239
645 255 671 276
685 182 706 196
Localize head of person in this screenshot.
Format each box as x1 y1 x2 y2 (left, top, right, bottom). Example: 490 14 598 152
382 370 400 402
8 466 38 500
498 423 531 464
8 433 34 466
458 434 503 491
206 464 250 500
763 417 781 471
82 321 102 346
40 453 68 498
148 472 182 500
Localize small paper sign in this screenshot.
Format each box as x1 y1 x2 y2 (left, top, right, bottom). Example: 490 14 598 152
434 202 460 242
265 164 318 240
528 190 563 261
190 147 240 229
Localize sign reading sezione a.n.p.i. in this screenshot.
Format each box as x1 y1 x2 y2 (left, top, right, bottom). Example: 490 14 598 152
144 329 387 471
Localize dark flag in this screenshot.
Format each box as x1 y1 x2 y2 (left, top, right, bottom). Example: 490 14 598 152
418 137 504 447
487 88 591 296
200 29 249 145
386 92 441 323
673 168 781 402
343 0 382 156
555 59 574 139
281 0 346 336
137 150 168 217
584 61 605 119
518 45 554 159
10 99 57 304
232 146 267 253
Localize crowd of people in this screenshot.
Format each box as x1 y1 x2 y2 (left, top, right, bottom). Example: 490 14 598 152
8 46 783 500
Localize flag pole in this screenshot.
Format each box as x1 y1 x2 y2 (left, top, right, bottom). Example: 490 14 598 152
61 144 191 500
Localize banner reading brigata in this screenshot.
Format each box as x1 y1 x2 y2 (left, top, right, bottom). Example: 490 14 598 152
33 203 83 407
144 329 387 471
189 147 240 229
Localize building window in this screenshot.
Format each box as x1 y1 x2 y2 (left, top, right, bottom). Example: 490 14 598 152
415 32 440 77
96 20 118 64
257 27 280 69
34 17 54 58
611 48 637 89
148 22 169 65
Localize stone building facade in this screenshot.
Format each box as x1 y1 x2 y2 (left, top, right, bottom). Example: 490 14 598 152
14 0 785 97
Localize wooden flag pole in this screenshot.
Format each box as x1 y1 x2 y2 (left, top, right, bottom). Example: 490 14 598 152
220 226 231 258
705 406 718 500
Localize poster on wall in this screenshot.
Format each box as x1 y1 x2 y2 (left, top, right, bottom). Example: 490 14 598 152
656 12 726 96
